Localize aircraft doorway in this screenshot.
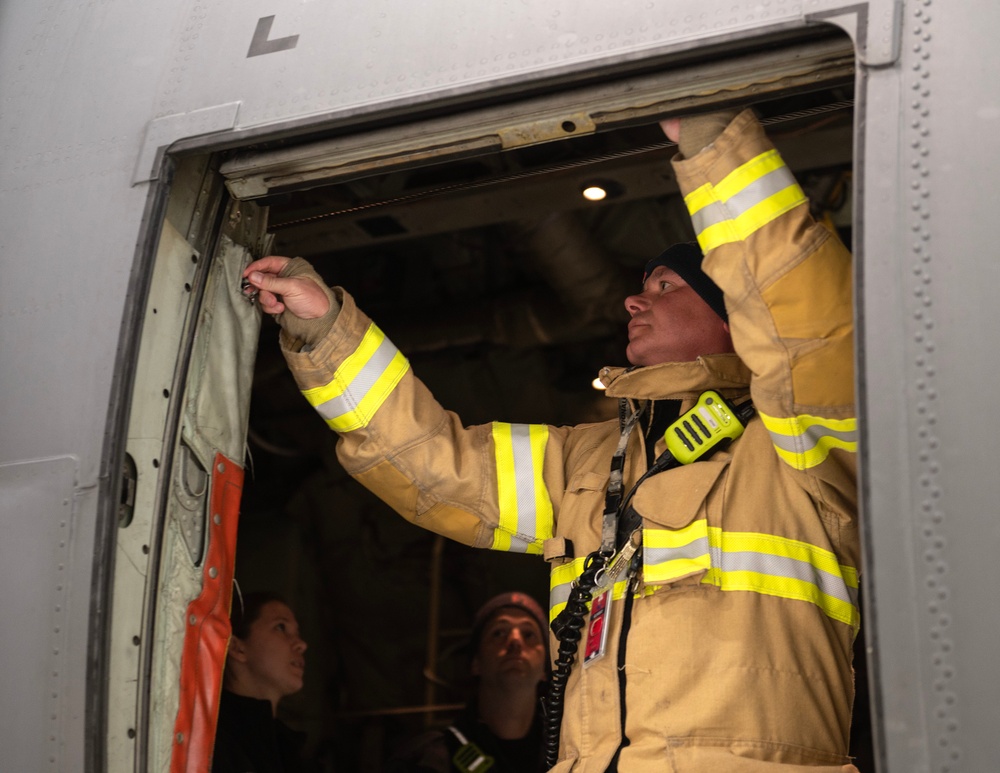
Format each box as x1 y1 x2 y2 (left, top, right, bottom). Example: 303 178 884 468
227 73 864 772
113 32 871 773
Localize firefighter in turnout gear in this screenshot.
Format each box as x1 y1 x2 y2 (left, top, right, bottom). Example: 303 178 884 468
244 109 860 772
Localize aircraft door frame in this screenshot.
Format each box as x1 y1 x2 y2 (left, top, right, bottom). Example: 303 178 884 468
103 153 269 773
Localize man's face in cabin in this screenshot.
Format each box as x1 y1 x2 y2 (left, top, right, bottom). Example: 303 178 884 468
624 266 734 366
472 608 547 690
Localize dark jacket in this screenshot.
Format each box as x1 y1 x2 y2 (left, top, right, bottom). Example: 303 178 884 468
212 690 307 773
389 708 544 773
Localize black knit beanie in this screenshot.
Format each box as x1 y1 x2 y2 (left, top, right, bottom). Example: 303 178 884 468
642 242 728 322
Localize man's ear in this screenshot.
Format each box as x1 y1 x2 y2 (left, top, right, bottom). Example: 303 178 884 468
227 635 249 664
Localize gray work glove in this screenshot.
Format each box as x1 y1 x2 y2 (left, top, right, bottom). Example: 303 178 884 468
275 257 341 349
677 109 742 158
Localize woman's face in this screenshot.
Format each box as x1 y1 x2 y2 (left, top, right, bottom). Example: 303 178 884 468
233 601 307 705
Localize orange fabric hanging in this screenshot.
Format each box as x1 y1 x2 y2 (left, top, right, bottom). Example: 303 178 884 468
170 452 243 773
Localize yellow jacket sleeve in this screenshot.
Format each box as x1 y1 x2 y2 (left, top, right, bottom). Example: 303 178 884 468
672 109 857 489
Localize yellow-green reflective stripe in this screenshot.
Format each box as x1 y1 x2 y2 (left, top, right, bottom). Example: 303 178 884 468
491 423 552 555
549 559 583 621
715 148 788 200
758 411 858 470
684 150 806 252
705 526 859 628
641 523 859 628
300 324 410 432
696 185 806 252
686 149 794 217
643 519 711 583
692 182 805 252
548 557 628 623
549 523 859 628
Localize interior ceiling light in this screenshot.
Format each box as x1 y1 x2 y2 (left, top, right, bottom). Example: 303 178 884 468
581 179 624 202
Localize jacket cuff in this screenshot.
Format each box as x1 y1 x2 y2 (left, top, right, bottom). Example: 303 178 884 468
670 108 766 195
280 286 364 390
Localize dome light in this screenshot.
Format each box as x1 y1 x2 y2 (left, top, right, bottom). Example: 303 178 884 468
580 178 624 202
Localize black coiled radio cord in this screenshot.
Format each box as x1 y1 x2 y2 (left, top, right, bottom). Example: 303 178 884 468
540 446 683 767
541 550 607 769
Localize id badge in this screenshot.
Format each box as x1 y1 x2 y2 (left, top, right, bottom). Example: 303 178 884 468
583 590 611 668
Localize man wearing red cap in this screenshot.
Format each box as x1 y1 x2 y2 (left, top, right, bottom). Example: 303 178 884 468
244 109 858 772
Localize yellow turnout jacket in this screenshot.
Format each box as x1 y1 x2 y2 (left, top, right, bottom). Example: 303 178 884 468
281 110 860 772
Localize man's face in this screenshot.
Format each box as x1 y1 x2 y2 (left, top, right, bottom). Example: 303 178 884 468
234 601 307 704
624 265 733 366
472 608 547 689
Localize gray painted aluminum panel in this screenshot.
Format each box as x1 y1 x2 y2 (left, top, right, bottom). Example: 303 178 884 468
149 0 816 131
0 457 84 772
859 4 1000 772
141 1 899 170
219 36 856 199
145 0 896 129
0 0 895 479
0 0 177 476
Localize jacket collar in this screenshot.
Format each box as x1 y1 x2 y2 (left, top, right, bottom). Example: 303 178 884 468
598 353 750 401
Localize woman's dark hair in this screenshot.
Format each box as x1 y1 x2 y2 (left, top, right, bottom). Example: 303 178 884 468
230 590 288 640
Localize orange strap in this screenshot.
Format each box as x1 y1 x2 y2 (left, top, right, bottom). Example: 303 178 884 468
169 452 243 773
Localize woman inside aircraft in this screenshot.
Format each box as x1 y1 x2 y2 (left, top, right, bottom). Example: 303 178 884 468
212 591 309 773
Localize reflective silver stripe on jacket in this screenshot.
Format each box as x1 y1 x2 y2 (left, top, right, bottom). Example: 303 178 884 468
491 423 552 554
